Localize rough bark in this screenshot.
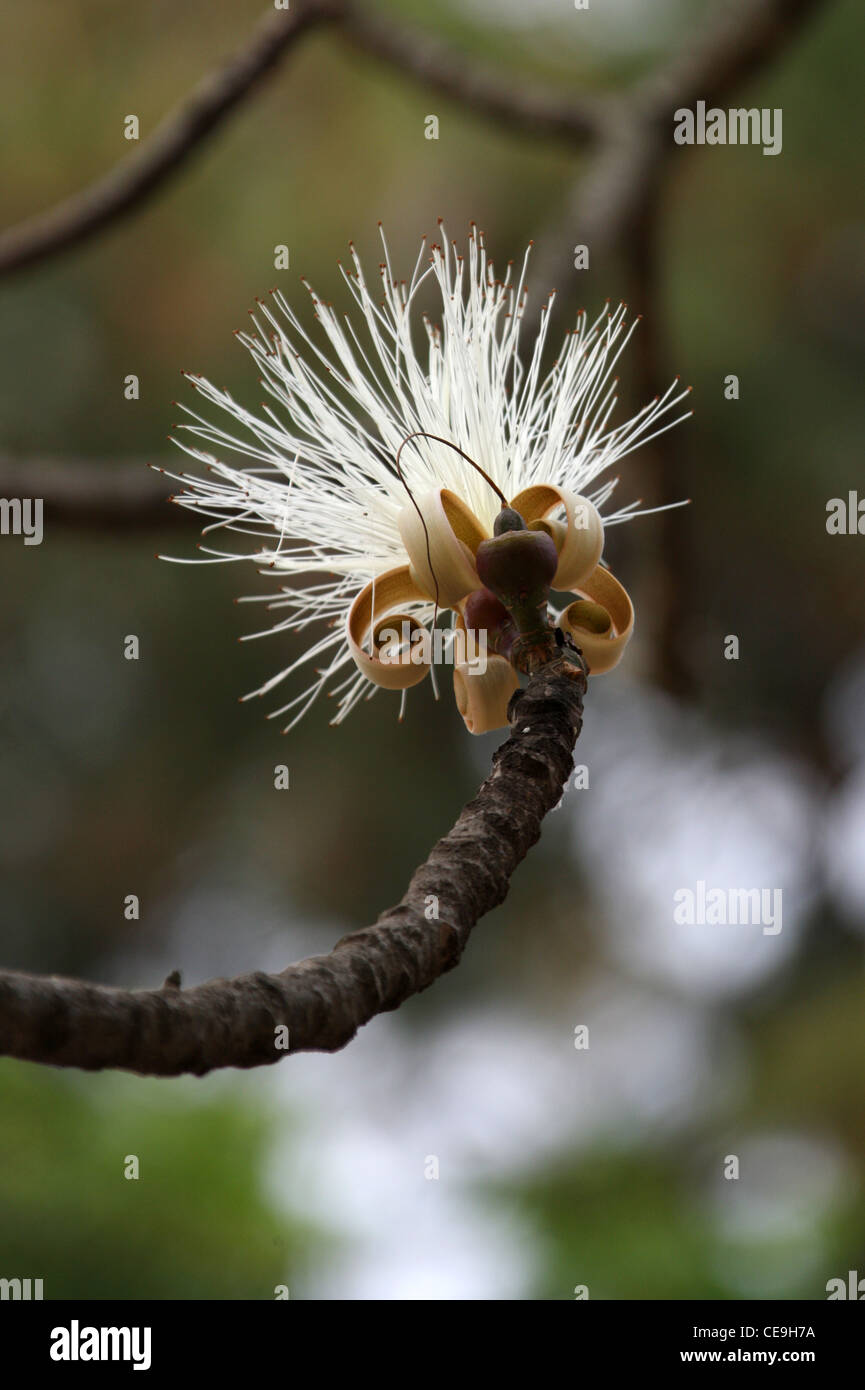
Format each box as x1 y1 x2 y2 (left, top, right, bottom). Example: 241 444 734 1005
0 656 586 1077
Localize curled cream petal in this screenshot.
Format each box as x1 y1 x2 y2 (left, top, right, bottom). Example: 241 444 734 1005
527 516 567 554
398 487 486 609
347 565 432 689
453 654 519 734
559 564 634 674
511 484 603 591
564 599 611 636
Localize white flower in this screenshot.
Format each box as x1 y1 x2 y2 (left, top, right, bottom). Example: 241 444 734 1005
164 225 691 733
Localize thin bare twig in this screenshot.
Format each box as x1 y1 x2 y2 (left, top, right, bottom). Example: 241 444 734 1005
0 1 339 278
0 658 587 1076
341 7 604 144
0 0 606 283
637 0 831 116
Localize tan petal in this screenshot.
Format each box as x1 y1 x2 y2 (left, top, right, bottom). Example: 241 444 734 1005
398 487 486 608
347 566 432 689
559 564 634 674
453 654 519 734
564 599 611 636
511 484 603 591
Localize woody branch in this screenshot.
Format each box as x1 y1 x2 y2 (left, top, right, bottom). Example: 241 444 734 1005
0 659 586 1077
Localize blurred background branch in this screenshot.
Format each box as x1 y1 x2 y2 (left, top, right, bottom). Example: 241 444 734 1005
525 0 831 688
0 0 828 284
0 456 180 527
0 0 340 278
341 5 605 142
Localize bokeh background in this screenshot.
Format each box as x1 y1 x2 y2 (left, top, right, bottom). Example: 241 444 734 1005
1 0 864 1299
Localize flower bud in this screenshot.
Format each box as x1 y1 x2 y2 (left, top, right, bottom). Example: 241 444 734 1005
462 587 517 658
475 526 559 609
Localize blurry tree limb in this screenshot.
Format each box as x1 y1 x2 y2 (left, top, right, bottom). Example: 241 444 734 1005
0 0 830 283
0 657 587 1076
0 457 184 528
539 0 831 268
638 0 830 116
619 198 698 696
341 8 604 143
0 1 340 278
0 0 602 282
534 0 830 693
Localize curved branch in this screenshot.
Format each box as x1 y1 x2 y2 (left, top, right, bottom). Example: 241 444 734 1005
341 7 603 144
0 0 832 282
0 1 339 278
637 0 831 117
0 656 587 1077
540 0 831 266
0 0 608 282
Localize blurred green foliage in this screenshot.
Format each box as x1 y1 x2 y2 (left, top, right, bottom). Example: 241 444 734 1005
0 1061 316 1298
